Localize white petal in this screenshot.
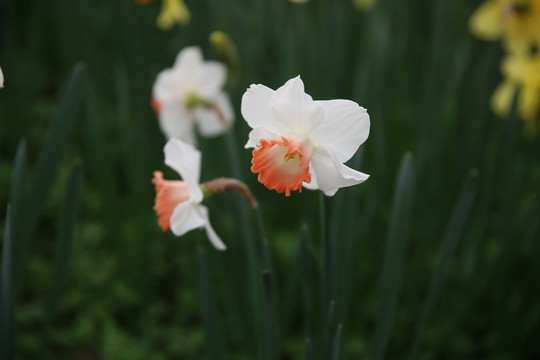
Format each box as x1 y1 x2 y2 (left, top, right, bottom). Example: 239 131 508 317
302 171 318 190
241 84 274 128
0 67 4 88
164 138 203 202
196 205 226 250
241 84 288 134
158 101 197 145
174 46 203 68
310 147 369 196
310 99 370 163
193 92 234 137
269 76 324 134
245 127 280 148
170 201 206 236
197 61 227 98
153 69 183 102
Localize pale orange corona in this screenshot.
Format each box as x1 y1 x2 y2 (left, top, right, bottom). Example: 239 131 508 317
251 136 313 196
152 171 190 231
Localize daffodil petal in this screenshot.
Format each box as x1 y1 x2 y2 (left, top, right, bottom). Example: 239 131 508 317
158 101 197 144
194 92 234 137
310 148 369 196
164 138 203 202
469 0 503 41
311 99 370 163
153 69 181 102
491 80 517 118
241 83 287 134
302 170 318 190
245 127 280 149
198 61 227 98
269 76 324 134
196 205 226 250
174 46 203 68
170 201 206 236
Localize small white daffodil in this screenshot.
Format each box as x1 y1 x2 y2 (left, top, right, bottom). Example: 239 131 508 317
152 138 226 250
152 46 234 145
241 76 370 196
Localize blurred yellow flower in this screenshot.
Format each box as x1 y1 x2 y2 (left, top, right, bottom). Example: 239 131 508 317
135 0 189 30
353 0 375 11
289 0 309 3
469 0 540 54
157 0 190 30
209 31 239 68
491 53 540 133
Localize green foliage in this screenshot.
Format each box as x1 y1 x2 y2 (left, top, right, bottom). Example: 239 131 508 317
1 0 540 359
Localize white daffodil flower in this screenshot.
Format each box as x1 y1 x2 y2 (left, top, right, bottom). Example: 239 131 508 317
241 76 370 196
0 67 4 88
152 46 234 145
152 138 226 250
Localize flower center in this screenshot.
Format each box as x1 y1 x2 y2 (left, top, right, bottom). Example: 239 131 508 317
251 135 313 196
185 92 212 109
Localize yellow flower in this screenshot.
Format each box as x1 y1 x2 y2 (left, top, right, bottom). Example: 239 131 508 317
157 0 190 30
469 0 540 54
491 52 540 133
353 0 375 11
289 0 309 3
209 31 239 68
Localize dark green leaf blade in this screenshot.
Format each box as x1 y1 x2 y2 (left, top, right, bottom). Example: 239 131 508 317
42 162 84 353
24 63 86 252
372 153 415 360
1 207 15 360
409 171 478 360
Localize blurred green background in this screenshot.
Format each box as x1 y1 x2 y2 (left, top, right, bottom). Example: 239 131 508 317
1 0 539 359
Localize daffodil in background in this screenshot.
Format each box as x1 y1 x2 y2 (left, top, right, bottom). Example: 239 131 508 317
0 67 3 88
491 52 540 133
241 76 370 197
152 138 226 250
136 0 190 30
353 0 375 12
469 0 540 54
152 46 234 145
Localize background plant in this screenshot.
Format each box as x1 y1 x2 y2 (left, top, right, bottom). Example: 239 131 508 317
0 0 539 359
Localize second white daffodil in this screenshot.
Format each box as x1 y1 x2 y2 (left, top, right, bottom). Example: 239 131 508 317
152 138 226 250
241 76 370 197
152 46 234 145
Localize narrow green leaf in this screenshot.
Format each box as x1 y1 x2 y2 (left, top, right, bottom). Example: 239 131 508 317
42 162 84 353
408 171 478 360
21 64 85 274
225 130 261 345
1 207 15 360
324 299 336 359
196 247 226 360
253 207 273 273
305 337 313 360
331 324 343 360
9 141 27 284
372 153 415 360
320 193 333 311
262 269 277 360
301 225 313 339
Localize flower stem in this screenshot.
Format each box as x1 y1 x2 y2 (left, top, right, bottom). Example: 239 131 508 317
320 193 333 312
202 177 258 208
320 193 334 357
